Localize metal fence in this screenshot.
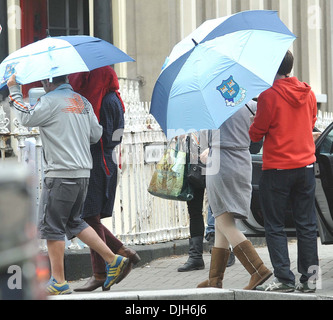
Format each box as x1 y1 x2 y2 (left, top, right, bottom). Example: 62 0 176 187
1 81 333 248
109 79 191 245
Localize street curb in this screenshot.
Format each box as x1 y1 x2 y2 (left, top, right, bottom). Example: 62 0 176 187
49 288 333 301
63 237 267 281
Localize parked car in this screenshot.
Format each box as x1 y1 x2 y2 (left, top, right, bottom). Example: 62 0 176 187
238 125 333 245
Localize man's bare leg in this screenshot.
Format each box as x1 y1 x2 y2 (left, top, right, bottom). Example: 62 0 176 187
77 226 116 264
47 227 119 285
47 240 66 283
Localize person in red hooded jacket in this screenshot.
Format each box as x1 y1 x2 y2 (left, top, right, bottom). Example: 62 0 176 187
249 51 319 293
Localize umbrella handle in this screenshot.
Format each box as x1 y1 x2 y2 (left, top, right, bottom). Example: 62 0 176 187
245 104 255 116
192 38 199 46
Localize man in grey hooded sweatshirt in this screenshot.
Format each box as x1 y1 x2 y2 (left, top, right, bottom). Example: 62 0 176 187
7 74 129 295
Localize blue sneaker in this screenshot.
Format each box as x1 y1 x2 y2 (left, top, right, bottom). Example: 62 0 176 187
46 276 72 295
104 255 129 289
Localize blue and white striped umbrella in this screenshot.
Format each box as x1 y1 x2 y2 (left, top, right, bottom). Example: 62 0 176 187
150 10 296 139
0 35 134 89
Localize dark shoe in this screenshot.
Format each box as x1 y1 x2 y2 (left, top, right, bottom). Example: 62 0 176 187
257 279 295 293
178 236 205 272
178 258 205 272
115 246 141 284
74 274 109 292
117 246 141 265
295 281 316 293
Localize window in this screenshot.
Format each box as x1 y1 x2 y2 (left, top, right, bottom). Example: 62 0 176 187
318 127 333 154
47 0 88 36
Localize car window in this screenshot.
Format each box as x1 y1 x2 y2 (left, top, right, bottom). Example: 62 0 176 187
318 129 333 154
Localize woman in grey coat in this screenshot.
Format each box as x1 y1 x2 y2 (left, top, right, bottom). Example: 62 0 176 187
197 101 272 290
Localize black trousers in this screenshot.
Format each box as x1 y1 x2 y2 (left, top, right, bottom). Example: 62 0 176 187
187 184 205 238
259 166 319 284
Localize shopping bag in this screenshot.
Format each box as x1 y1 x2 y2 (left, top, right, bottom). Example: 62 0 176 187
148 137 193 201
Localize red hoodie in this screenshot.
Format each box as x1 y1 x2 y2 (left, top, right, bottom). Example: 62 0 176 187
249 77 317 170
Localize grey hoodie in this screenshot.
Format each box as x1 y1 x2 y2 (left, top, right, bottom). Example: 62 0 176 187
9 83 103 178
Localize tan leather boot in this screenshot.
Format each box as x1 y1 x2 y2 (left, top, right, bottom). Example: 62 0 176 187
197 247 230 288
233 240 272 290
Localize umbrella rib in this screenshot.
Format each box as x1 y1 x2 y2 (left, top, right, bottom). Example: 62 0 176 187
237 30 253 64
3 46 73 63
213 31 274 88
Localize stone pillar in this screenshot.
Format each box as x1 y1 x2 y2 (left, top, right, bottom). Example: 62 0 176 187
112 0 129 77
93 0 112 43
306 0 322 94
180 0 197 38
6 0 21 54
216 0 233 17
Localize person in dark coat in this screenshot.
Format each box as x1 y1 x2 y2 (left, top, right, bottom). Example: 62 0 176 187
69 66 140 292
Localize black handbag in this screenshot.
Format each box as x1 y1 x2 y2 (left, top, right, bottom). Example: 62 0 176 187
188 162 206 189
187 133 205 189
187 131 212 189
187 153 206 189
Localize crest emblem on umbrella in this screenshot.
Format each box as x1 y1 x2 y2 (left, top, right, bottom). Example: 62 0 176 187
1 63 18 87
217 76 247 107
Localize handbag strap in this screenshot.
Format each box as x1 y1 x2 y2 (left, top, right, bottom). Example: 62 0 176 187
186 135 191 165
208 130 212 149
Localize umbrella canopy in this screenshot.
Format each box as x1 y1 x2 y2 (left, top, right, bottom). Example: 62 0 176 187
0 35 134 89
150 10 296 139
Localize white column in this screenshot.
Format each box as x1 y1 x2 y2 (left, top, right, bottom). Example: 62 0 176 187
216 0 232 17
306 0 322 94
112 0 128 77
89 0 94 36
7 0 21 155
7 0 21 53
180 0 197 38
249 0 264 10
278 0 294 32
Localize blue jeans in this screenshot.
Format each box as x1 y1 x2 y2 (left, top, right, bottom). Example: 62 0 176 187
205 206 215 239
259 166 319 284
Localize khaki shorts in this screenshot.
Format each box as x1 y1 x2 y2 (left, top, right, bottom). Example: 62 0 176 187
38 177 89 241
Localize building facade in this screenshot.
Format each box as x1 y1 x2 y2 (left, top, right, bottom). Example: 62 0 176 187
1 0 333 245
0 0 332 109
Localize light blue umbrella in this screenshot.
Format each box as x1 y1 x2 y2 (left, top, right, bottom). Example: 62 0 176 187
150 10 296 139
0 35 134 89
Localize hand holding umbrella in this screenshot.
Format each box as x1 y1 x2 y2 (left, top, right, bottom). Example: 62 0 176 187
7 74 17 88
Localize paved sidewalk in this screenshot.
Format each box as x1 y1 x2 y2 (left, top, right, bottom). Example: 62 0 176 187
51 238 333 301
